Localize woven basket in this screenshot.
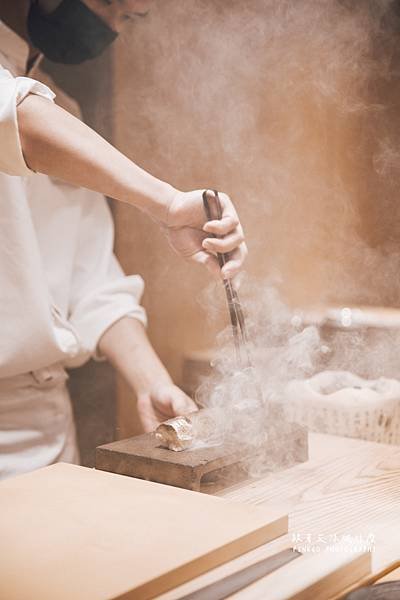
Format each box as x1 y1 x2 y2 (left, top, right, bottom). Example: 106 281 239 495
285 371 400 445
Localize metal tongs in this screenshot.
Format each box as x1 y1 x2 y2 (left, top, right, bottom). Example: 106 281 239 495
155 191 264 453
202 190 253 370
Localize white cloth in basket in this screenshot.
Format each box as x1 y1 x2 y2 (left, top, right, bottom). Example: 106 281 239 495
285 371 400 444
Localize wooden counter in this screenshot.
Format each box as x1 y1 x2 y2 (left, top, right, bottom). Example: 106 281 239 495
2 432 399 599
158 433 400 599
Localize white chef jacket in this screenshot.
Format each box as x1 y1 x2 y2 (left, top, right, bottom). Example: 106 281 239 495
0 21 147 378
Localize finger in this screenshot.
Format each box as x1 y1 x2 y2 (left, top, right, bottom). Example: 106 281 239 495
202 230 244 254
137 397 163 432
219 192 240 221
141 417 158 433
203 215 239 236
220 243 248 279
231 271 245 291
190 250 221 278
171 391 197 415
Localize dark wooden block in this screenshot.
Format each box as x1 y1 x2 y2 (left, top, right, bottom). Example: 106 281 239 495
96 422 308 491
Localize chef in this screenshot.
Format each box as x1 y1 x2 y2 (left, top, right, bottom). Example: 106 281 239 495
0 0 247 479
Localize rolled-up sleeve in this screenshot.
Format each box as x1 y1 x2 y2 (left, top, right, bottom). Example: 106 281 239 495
69 189 147 358
0 67 55 176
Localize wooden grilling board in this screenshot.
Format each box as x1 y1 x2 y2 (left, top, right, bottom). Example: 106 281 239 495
95 422 308 492
0 463 287 600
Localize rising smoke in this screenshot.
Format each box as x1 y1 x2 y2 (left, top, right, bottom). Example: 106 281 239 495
117 0 400 310
116 0 400 452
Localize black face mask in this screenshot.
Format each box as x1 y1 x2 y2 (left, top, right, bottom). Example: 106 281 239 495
27 0 118 65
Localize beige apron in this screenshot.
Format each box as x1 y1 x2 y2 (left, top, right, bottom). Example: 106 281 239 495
0 364 79 480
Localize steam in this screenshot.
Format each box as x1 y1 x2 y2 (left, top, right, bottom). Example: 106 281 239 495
192 279 400 479
116 0 400 306
115 0 400 456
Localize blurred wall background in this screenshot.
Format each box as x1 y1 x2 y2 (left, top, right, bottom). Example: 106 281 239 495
42 1 400 443
111 0 400 437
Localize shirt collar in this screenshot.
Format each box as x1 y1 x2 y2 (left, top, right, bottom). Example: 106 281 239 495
0 20 30 76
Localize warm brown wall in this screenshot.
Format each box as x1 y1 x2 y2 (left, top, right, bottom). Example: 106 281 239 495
43 51 113 138
111 1 400 436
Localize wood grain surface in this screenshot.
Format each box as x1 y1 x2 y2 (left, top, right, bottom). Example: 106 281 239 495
157 541 371 600
158 433 400 599
1 434 398 600
220 433 400 574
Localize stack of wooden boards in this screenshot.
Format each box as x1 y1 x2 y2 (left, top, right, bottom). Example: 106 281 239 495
0 462 372 599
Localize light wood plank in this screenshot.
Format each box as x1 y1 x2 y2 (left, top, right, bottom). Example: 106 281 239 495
158 544 371 600
157 538 293 600
218 433 400 576
0 463 287 600
231 551 371 600
375 565 400 583
169 433 400 599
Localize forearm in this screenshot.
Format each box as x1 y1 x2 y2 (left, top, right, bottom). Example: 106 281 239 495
98 317 172 396
17 95 175 222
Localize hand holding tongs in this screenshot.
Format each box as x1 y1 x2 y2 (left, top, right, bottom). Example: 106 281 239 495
202 190 252 369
